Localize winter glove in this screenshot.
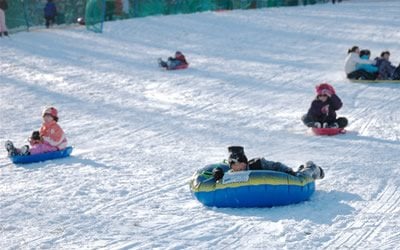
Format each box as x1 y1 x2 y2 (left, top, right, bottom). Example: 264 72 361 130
212 167 224 181
320 88 332 97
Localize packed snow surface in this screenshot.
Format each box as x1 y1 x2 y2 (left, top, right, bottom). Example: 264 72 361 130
1 0 400 249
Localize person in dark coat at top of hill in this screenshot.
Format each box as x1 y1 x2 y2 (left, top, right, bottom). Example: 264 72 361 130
44 0 57 29
301 83 348 129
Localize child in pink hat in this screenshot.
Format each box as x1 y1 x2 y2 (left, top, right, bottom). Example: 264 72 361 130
5 107 67 156
301 83 348 128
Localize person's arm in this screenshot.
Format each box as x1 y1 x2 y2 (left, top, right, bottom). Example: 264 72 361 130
329 94 343 111
42 125 66 147
308 101 323 117
260 158 296 175
352 55 375 65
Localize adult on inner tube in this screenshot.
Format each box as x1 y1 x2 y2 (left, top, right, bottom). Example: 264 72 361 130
212 146 325 181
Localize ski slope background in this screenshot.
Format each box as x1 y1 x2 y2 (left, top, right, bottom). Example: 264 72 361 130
1 0 400 249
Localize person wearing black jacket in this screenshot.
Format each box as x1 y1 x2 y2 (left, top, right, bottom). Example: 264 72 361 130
0 0 8 37
219 146 324 180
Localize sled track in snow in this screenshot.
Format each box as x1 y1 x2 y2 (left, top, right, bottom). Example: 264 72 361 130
324 183 400 249
322 84 400 249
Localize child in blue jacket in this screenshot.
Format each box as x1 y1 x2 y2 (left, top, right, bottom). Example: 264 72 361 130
356 50 378 75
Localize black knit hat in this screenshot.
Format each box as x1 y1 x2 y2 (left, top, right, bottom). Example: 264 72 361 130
228 146 248 165
360 49 371 57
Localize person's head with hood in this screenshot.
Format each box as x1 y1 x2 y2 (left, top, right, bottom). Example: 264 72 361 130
228 146 248 172
359 49 371 59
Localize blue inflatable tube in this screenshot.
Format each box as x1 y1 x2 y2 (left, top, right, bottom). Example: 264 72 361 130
9 146 73 164
190 163 316 208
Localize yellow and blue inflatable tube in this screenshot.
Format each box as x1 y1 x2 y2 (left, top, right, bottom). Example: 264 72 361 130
190 163 315 208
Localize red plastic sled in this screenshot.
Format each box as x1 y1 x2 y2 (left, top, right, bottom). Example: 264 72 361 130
312 127 346 136
167 64 188 70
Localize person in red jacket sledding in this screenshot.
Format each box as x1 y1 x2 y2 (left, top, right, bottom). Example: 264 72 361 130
158 51 189 70
301 83 348 129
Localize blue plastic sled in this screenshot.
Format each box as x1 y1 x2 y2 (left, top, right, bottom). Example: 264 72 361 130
9 146 73 164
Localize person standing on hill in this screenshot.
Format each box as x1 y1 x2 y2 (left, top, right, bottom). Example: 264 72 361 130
44 0 57 28
0 0 9 37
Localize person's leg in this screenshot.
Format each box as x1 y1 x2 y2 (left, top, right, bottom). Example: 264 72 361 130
360 70 377 80
158 58 168 68
348 69 376 80
5 140 16 156
297 161 324 180
301 114 320 128
0 9 7 35
5 141 30 156
29 143 57 155
50 16 56 26
392 65 400 80
347 70 363 79
45 16 50 28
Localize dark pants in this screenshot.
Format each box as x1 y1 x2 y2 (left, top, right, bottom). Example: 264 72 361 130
302 114 348 128
347 69 377 80
45 16 56 28
392 65 400 80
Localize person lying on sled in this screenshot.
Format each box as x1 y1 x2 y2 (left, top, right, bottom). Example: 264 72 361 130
158 51 188 70
301 83 348 129
5 107 67 156
212 146 325 181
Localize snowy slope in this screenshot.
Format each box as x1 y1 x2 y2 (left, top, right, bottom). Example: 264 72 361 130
1 0 400 249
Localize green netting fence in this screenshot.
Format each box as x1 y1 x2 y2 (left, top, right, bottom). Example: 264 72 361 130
5 0 86 32
86 0 328 32
4 0 327 33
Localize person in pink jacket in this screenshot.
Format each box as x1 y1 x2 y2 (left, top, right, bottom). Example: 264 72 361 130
0 0 9 37
5 107 68 156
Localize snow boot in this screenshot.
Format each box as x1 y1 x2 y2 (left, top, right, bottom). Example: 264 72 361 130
5 140 17 156
297 164 304 172
336 117 348 128
20 145 30 156
319 167 325 179
329 122 339 128
298 161 325 180
158 58 168 68
314 122 322 128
